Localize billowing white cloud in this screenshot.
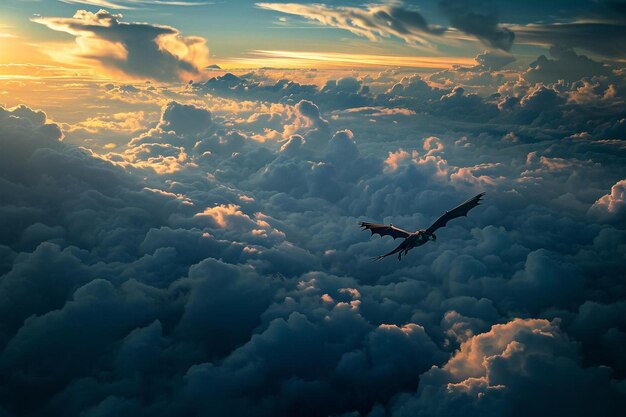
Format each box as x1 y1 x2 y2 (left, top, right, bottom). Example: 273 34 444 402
32 9 209 81
590 179 626 220
393 318 625 416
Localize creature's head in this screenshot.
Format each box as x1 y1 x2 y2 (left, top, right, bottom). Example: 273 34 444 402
419 230 436 241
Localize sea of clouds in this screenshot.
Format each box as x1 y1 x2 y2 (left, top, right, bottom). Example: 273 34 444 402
1 46 626 416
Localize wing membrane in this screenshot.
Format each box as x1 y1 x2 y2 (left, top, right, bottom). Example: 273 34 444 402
359 222 411 239
425 192 485 234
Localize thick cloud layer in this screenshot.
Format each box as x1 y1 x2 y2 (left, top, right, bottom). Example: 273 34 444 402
1 45 626 417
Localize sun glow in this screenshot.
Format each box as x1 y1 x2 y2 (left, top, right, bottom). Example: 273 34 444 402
223 50 476 70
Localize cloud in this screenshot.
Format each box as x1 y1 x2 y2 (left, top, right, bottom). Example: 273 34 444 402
524 46 612 84
60 0 133 9
194 72 376 111
32 9 209 81
233 50 476 70
438 0 515 51
326 129 359 164
157 101 212 137
60 0 213 9
393 318 625 417
474 50 515 71
513 21 626 59
257 1 515 51
589 179 626 221
116 101 213 163
256 2 446 48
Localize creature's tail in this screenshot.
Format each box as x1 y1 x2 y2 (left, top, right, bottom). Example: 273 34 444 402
372 243 404 261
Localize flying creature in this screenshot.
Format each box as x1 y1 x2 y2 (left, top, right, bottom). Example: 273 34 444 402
360 192 485 261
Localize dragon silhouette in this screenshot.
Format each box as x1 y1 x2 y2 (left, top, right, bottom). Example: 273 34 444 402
360 192 485 261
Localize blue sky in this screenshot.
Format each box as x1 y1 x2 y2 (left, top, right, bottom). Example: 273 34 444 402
3 0 626 71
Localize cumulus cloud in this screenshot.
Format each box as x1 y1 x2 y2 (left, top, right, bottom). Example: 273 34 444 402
32 9 209 81
393 318 625 417
193 72 372 111
590 179 626 221
474 50 515 70
438 0 515 51
524 46 612 84
157 101 212 137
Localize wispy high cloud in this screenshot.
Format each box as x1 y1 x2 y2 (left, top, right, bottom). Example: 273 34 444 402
60 0 213 9
256 2 446 48
512 21 626 59
257 1 515 51
60 0 132 10
229 50 476 69
32 9 209 81
0 23 16 39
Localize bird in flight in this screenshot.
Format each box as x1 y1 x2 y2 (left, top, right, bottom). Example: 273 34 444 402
360 192 485 261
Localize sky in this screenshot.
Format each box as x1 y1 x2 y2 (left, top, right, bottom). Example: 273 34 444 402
1 1 626 416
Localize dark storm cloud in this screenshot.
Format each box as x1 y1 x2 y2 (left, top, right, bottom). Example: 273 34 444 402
193 72 372 111
474 50 515 70
259 0 626 59
603 0 626 15
523 46 613 84
513 21 626 59
2 46 626 416
32 9 208 81
438 0 515 51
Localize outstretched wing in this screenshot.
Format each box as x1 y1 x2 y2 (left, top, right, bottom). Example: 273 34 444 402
425 192 485 234
359 222 411 240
